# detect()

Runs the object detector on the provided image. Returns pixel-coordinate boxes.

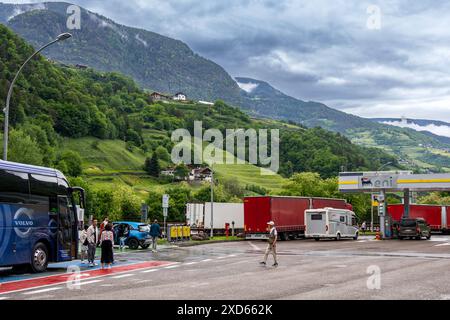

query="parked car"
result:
[398,218,431,240]
[113,221,152,249]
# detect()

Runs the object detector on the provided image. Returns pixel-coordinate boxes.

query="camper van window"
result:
[311,214,323,220]
[340,216,346,223]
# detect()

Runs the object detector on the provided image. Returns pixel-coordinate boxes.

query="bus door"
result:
[57,195,74,261]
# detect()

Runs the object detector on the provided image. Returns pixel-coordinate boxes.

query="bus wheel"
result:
[30,242,49,273]
[128,238,139,250]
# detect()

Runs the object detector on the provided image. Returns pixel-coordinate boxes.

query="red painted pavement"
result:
[0,261,173,294]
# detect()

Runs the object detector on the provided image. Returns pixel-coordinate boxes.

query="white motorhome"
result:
[305,208,359,241]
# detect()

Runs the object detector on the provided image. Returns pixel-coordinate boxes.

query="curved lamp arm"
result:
[3,33,71,161]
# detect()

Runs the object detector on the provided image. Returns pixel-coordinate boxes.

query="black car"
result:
[398,218,431,240]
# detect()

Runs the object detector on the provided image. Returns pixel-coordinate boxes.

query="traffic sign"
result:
[378,203,385,216]
[162,194,169,208]
[141,203,148,222]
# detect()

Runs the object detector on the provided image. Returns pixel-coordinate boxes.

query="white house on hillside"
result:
[173,92,187,101]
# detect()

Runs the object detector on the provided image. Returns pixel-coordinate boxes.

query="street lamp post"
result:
[3,33,72,161]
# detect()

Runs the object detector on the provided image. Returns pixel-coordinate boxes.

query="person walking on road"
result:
[87,219,99,267]
[150,219,161,253]
[260,221,278,267]
[361,221,367,234]
[79,224,89,264]
[100,223,114,269]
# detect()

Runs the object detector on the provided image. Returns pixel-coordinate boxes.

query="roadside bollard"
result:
[375,231,381,240]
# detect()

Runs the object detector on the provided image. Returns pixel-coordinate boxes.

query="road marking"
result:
[26,294,55,300]
[201,259,212,262]
[141,269,158,273]
[112,274,134,279]
[76,280,103,286]
[440,294,450,300]
[0,261,173,295]
[22,287,63,295]
[190,282,210,288]
[0,297,9,300]
[429,237,450,242]
[227,254,237,258]
[183,262,198,265]
[434,243,450,247]
[164,265,180,269]
[217,256,227,259]
[248,242,261,251]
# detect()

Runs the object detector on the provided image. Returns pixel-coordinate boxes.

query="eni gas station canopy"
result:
[339,171,450,193]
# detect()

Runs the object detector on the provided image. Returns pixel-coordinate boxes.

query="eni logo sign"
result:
[360,175,397,189]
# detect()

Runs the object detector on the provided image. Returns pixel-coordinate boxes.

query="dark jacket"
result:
[150,223,161,237]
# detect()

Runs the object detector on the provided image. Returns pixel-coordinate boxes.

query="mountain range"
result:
[0,1,449,172]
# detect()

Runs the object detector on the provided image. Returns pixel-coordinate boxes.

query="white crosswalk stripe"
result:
[141,269,159,273]
[112,274,134,279]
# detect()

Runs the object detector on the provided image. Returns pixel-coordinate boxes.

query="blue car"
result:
[113,221,152,250]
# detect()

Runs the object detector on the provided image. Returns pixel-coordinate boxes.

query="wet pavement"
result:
[1,235,450,300]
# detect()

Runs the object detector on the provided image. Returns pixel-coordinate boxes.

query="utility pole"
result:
[210,167,214,238]
[371,194,374,232]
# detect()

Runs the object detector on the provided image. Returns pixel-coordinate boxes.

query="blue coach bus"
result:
[0,160,85,273]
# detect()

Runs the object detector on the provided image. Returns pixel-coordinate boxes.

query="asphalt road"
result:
[1,235,450,300]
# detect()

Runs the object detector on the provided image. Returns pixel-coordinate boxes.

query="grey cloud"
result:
[3,0,450,121]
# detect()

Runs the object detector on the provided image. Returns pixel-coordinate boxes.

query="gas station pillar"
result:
[403,188,410,218]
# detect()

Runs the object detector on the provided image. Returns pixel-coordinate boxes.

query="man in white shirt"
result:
[260,221,278,267]
[86,219,99,267]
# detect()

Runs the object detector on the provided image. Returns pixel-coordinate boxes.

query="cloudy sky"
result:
[4,0,450,122]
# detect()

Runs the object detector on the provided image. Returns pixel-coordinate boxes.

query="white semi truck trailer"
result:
[186,202,244,233]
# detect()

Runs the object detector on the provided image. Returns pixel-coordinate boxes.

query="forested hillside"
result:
[0,24,397,221]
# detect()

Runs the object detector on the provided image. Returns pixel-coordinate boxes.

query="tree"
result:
[126,129,142,146]
[174,163,189,181]
[155,145,170,162]
[115,187,141,221]
[5,129,44,166]
[58,150,83,177]
[145,153,160,177]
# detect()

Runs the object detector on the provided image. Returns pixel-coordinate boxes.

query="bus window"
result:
[29,174,58,205]
[0,170,29,204]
